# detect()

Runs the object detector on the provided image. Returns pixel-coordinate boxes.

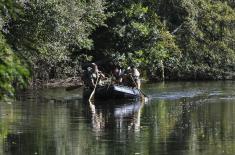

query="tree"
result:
[91,1,181,80]
[0,1,29,99]
[152,0,235,79]
[6,0,107,80]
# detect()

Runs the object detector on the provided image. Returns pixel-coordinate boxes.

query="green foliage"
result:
[0,1,29,99]
[145,0,235,79]
[91,0,234,80]
[92,1,181,77]
[0,33,29,99]
[173,0,235,79]
[1,0,235,99]
[0,0,22,19]
[6,0,107,80]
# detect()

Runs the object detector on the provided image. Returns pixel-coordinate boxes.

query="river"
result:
[1,81,235,155]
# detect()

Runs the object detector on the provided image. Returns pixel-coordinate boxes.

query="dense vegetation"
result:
[0,0,235,98]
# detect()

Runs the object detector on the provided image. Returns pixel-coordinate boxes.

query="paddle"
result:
[130,75,148,98]
[88,74,100,102]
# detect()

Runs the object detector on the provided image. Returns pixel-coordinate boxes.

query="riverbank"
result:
[29,77,83,89]
[27,71,235,90]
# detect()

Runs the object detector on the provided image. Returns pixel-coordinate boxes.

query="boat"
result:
[83,84,142,100]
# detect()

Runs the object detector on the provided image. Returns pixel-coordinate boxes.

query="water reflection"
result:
[1,81,235,155]
[88,100,144,133]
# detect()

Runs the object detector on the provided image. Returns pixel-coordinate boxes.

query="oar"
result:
[139,88,148,98]
[88,75,100,102]
[130,75,148,98]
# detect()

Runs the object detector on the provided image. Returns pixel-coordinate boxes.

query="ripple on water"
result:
[208,91,223,97]
[151,90,204,100]
[220,96,235,100]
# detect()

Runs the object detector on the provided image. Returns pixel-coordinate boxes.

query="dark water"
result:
[1,81,235,155]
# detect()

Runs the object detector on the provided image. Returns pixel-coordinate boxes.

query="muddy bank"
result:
[29,77,83,89]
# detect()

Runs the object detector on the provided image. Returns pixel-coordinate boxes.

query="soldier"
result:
[112,66,123,84]
[82,67,93,88]
[82,63,105,89]
[89,63,105,88]
[130,66,141,89]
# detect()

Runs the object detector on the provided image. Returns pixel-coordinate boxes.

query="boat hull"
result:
[83,85,142,100]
